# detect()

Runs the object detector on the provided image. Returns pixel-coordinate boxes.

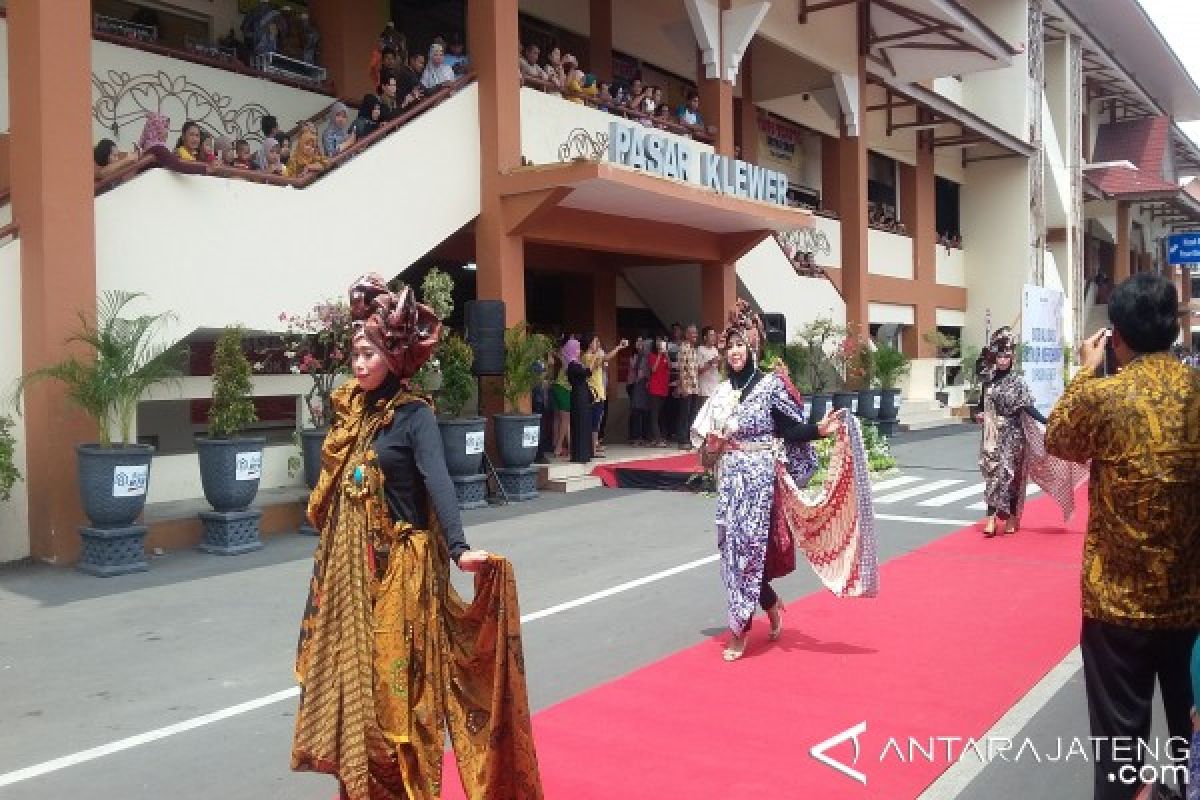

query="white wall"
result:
[813,213,842,270]
[956,0,1030,143]
[758,89,840,140]
[95,85,482,343]
[868,228,914,280]
[149,445,299,505]
[869,302,914,325]
[962,156,1032,348]
[0,240,28,562]
[736,238,846,339]
[936,245,966,287]
[91,35,334,151]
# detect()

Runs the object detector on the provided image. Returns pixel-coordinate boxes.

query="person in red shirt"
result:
[647,334,672,447]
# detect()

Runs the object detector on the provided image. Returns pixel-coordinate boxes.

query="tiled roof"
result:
[1086,165,1177,196]
[1092,116,1171,177]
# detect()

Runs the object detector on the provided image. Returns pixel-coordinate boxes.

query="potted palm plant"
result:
[15,291,184,576]
[493,323,553,500]
[961,344,983,409]
[196,326,265,555]
[873,344,911,435]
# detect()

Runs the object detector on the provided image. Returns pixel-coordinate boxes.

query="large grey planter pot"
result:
[856,389,881,420]
[77,444,155,528]
[301,427,329,490]
[196,437,266,513]
[808,394,831,422]
[493,414,542,469]
[438,417,486,477]
[832,392,857,412]
[878,388,902,421]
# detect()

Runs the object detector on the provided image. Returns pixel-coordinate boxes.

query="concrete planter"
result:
[832,392,857,413]
[196,437,266,513]
[808,394,831,423]
[856,389,881,420]
[878,389,902,421]
[437,417,486,477]
[493,414,542,469]
[76,443,155,528]
[297,427,328,536]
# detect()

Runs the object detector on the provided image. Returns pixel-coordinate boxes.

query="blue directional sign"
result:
[1166,232,1200,265]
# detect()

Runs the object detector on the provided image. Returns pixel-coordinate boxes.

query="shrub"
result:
[437,334,475,418]
[502,323,553,412]
[0,415,21,503]
[873,345,911,390]
[208,326,258,439]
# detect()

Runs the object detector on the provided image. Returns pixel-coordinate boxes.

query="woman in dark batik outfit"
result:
[976,327,1048,536]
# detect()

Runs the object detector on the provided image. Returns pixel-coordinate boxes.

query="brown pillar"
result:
[309,0,385,101]
[1114,201,1130,285]
[698,0,735,157]
[737,39,758,163]
[911,133,937,357]
[592,268,618,347]
[838,57,870,335]
[589,0,614,83]
[701,260,737,331]
[821,135,840,213]
[469,0,525,326]
[11,0,97,564]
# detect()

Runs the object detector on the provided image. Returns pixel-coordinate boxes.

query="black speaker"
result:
[762,312,787,345]
[465,300,505,376]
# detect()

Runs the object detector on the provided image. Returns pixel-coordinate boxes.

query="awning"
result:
[498,161,812,263]
[798,0,1019,82]
[865,71,1036,161]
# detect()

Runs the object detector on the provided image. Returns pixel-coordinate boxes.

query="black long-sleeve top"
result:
[980,380,1048,425]
[771,408,822,442]
[370,399,470,562]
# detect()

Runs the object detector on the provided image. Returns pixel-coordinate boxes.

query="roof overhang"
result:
[1049,0,1200,122]
[865,70,1036,161]
[798,0,1018,82]
[498,162,812,263]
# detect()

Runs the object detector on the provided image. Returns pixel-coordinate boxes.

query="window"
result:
[936,177,961,239]
[867,151,898,215]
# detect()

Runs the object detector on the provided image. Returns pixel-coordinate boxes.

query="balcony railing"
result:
[93,14,156,43]
[521,76,713,145]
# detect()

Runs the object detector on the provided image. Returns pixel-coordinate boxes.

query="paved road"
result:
[0,426,1181,798]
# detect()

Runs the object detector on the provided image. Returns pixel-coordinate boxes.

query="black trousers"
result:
[1080,618,1197,800]
[759,578,778,612]
[676,394,700,444]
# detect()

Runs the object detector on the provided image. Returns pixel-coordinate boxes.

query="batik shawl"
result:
[692,369,878,635]
[291,381,543,800]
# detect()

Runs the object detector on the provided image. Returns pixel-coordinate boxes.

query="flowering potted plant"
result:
[829,332,860,413]
[845,335,879,420]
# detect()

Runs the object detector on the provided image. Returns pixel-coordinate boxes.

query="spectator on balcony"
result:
[563,56,597,103]
[596,82,616,111]
[421,43,457,90]
[135,112,170,156]
[197,130,216,164]
[253,13,283,60]
[258,137,285,175]
[444,34,467,75]
[625,78,647,111]
[299,11,320,64]
[278,134,292,166]
[677,91,705,130]
[215,135,236,166]
[519,43,546,82]
[543,46,567,92]
[175,120,202,161]
[400,51,426,92]
[93,138,133,180]
[352,94,383,139]
[233,139,255,169]
[285,129,326,179]
[321,101,356,157]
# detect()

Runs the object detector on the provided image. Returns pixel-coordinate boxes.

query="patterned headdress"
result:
[719,298,766,355]
[989,326,1016,356]
[348,273,441,380]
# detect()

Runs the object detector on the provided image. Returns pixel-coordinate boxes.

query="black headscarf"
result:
[354,94,383,136]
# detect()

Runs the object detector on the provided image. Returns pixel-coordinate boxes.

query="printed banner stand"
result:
[1020,285,1066,418]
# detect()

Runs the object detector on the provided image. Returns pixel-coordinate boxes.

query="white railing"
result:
[868,228,915,280]
[936,244,966,286]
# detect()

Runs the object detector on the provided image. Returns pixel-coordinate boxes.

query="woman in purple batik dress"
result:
[691,304,845,662]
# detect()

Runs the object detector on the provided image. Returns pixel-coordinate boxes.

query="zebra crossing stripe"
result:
[869,475,921,492]
[874,479,964,504]
[918,483,984,507]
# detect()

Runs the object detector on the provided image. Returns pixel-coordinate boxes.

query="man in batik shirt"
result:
[1046,273,1200,800]
[676,324,700,449]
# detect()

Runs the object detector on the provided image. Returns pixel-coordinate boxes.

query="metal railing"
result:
[254,52,327,87]
[93,14,156,43]
[185,36,237,63]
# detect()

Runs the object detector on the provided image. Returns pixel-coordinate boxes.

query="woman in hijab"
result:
[420,42,457,90]
[291,274,543,800]
[257,137,285,175]
[351,94,383,139]
[136,112,171,156]
[215,134,236,166]
[562,337,593,463]
[320,101,356,157]
[285,128,326,178]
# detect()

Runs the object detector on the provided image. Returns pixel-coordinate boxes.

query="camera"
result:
[1102,329,1119,377]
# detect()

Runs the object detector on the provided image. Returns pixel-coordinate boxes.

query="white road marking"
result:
[875,514,976,527]
[871,475,922,492]
[918,483,985,507]
[874,479,964,504]
[0,553,720,787]
[917,649,1083,799]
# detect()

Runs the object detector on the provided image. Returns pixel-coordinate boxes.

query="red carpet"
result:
[443,490,1087,799]
[591,452,703,489]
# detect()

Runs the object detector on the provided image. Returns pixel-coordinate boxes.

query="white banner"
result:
[235,451,262,482]
[522,425,541,448]
[1021,285,1066,417]
[465,431,485,456]
[112,465,149,498]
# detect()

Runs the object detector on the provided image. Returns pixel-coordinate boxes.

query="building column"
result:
[11,0,97,564]
[309,0,385,100]
[698,0,735,157]
[736,39,758,163]
[910,132,937,357]
[837,56,870,335]
[1114,201,1130,285]
[592,268,618,347]
[701,260,737,331]
[589,0,614,83]
[469,0,525,326]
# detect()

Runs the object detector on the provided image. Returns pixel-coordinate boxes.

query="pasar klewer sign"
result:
[607,119,791,205]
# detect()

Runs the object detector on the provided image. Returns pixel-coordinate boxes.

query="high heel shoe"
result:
[723,634,748,662]
[768,600,786,641]
[983,519,997,537]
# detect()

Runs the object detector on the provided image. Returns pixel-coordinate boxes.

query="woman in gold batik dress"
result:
[291,274,543,800]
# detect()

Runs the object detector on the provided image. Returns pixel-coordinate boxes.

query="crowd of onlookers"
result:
[519,42,713,140]
[538,323,722,462]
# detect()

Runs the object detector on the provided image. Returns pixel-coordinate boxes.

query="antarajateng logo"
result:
[809,721,1191,789]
